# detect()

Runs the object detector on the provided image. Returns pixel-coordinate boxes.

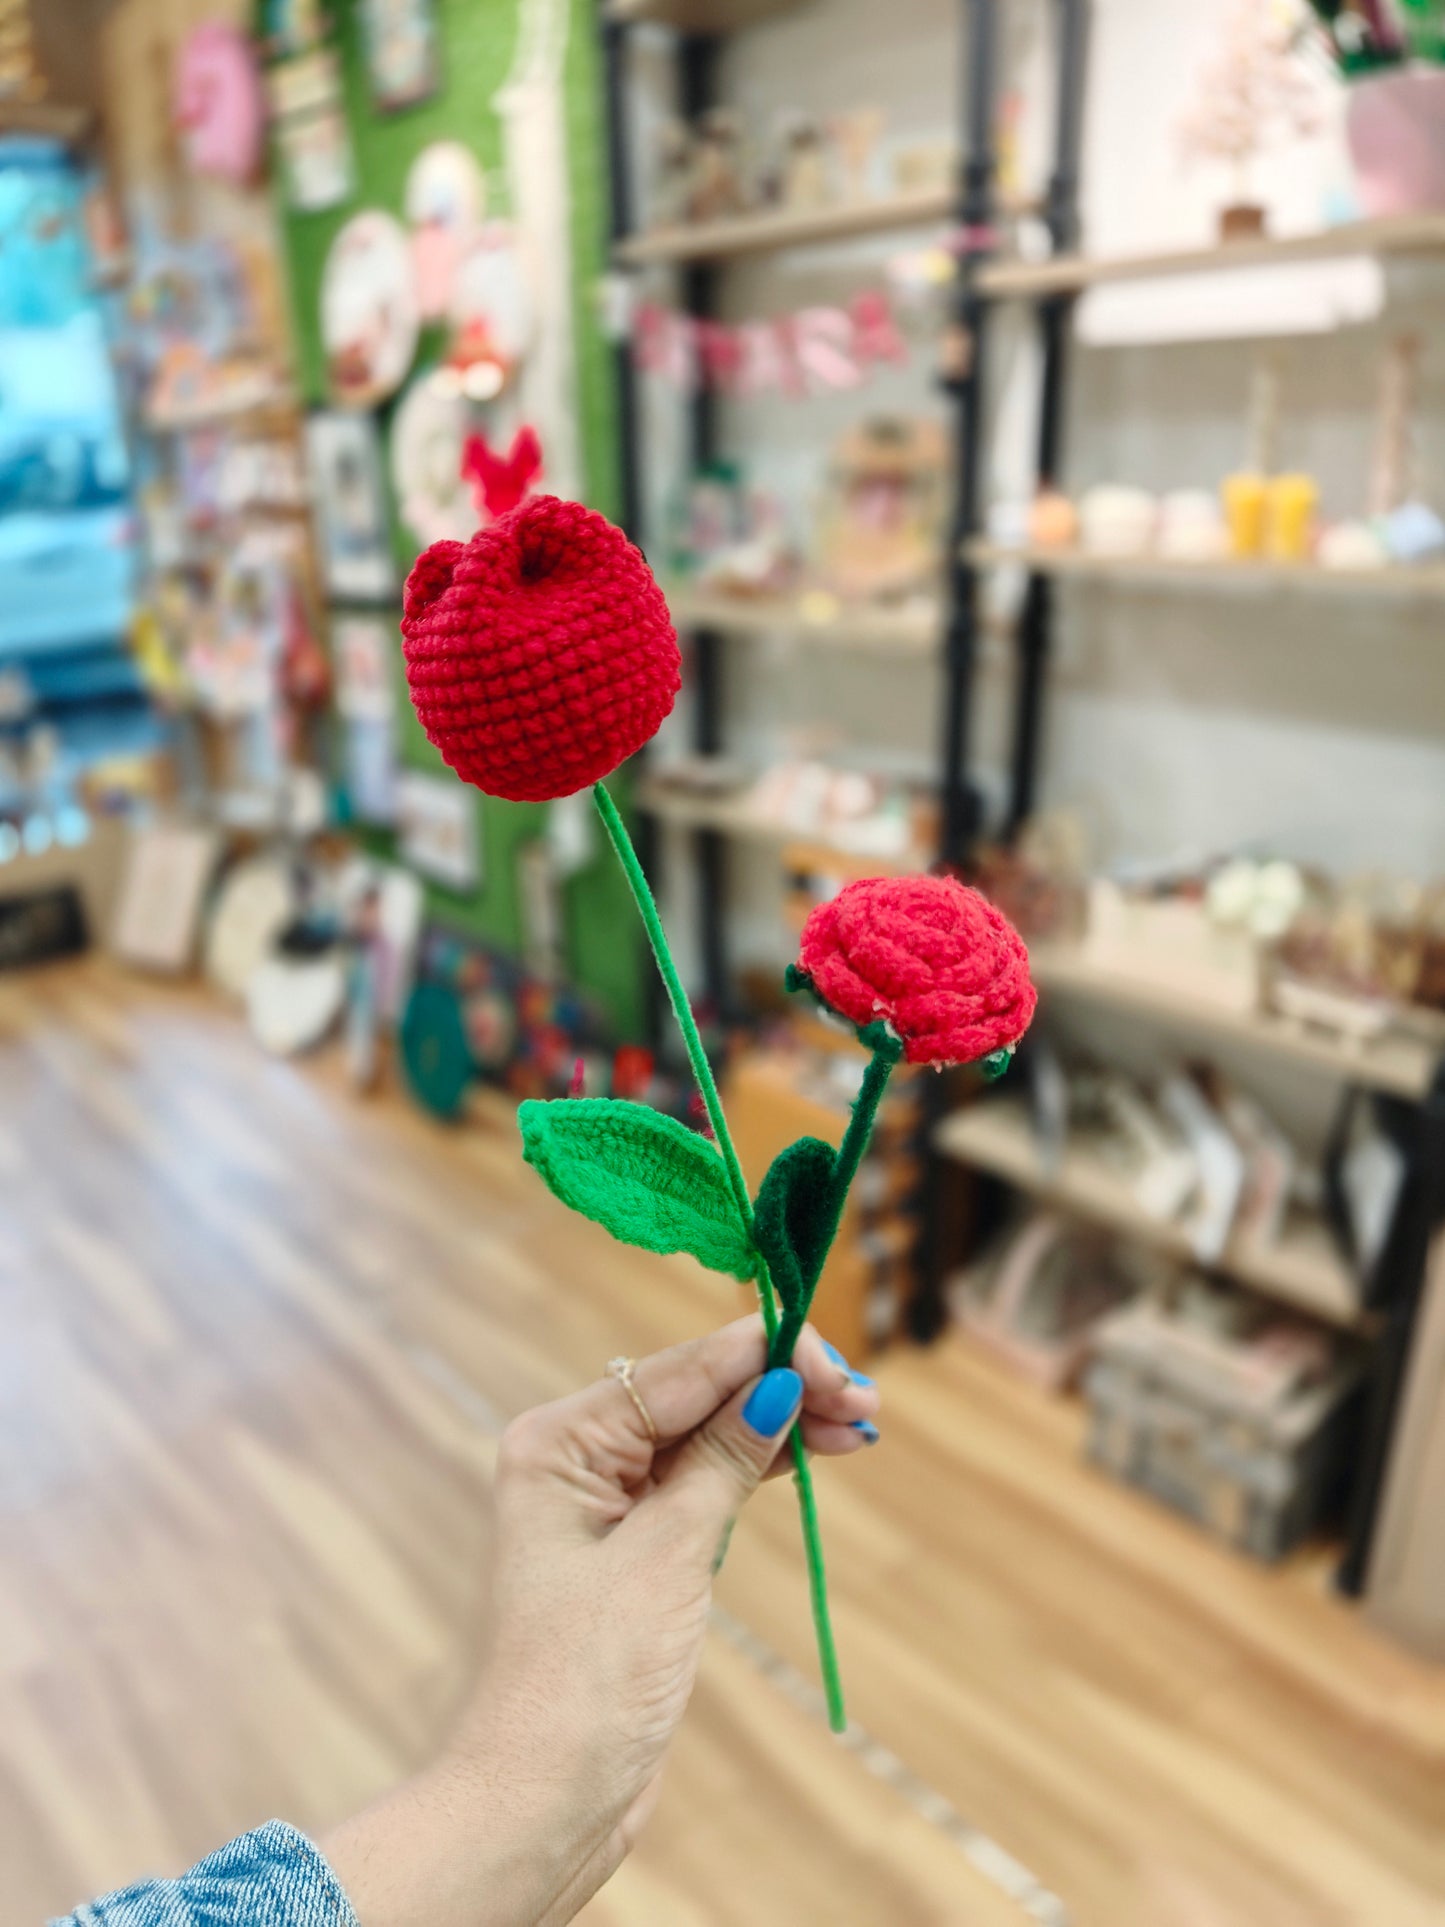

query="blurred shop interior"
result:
[2,1,1445,1923]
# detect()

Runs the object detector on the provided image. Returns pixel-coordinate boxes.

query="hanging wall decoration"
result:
[436,222,535,403]
[174,22,267,187]
[390,374,476,548]
[268,48,355,213]
[259,0,329,57]
[305,411,396,601]
[633,287,908,398]
[397,771,480,891]
[362,0,441,113]
[320,210,420,408]
[405,140,488,322]
[333,610,397,723]
[333,611,399,825]
[462,425,543,523]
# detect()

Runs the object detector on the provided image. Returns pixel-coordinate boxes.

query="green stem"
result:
[591,780,845,1732]
[806,1026,903,1299]
[592,787,765,1313]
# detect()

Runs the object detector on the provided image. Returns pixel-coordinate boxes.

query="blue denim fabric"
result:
[51,1820,358,1927]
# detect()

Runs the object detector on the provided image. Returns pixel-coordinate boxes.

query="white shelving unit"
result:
[662,584,941,654]
[976,211,1445,299]
[618,184,972,267]
[965,542,1445,602]
[1031,946,1439,1103]
[637,775,926,872]
[936,1097,1366,1331]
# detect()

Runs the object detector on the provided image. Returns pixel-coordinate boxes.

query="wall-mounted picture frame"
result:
[304,411,396,602]
[361,0,441,114]
[397,772,480,893]
[332,609,399,824]
[270,50,354,213]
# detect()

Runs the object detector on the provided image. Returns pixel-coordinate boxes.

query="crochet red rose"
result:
[792,873,1036,1066]
[401,495,681,803]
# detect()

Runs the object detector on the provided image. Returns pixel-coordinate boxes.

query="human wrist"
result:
[325,1708,605,1927]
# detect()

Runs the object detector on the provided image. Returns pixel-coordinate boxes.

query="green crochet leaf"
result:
[754,1135,838,1368]
[518,1097,757,1281]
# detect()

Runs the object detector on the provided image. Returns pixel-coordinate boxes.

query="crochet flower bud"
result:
[792,873,1036,1066]
[401,495,681,803]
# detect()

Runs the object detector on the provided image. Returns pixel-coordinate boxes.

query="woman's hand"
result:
[323,1316,880,1927]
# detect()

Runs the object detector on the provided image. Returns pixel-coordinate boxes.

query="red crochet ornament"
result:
[401,495,681,803]
[794,873,1036,1066]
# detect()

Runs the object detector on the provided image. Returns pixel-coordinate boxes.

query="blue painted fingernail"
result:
[851,1420,880,1444]
[742,1369,804,1438]
[821,1340,848,1368]
[822,1339,874,1389]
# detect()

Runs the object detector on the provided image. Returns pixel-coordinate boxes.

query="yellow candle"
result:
[1221,472,1268,558]
[1264,472,1319,562]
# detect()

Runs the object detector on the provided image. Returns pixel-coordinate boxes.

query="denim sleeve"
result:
[50,1820,359,1927]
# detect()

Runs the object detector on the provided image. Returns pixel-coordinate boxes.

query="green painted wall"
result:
[273,0,642,1037]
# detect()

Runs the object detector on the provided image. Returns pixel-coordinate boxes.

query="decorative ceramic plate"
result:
[205,858,293,999]
[247,953,347,1055]
[320,210,419,408]
[390,373,476,547]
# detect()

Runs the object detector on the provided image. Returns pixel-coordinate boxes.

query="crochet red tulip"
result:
[794,873,1036,1066]
[401,495,681,803]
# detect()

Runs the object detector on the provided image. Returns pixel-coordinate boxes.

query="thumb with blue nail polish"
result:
[656,1367,803,1555]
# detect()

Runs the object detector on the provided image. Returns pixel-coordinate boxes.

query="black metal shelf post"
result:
[677,34,730,1019]
[599,10,731,1026]
[601,12,663,1051]
[909,0,1091,1340]
[1005,0,1089,836]
[937,0,1001,870]
[909,0,1005,1343]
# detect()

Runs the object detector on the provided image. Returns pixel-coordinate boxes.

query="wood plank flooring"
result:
[1,961,1442,1925]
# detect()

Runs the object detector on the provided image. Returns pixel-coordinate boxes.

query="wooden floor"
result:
[2,962,1443,1927]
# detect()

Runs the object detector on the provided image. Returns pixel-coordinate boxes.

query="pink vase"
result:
[1346,69,1445,218]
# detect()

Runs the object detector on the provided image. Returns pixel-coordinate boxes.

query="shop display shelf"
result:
[616,184,984,267]
[636,776,926,872]
[0,99,91,143]
[964,541,1445,600]
[1030,946,1438,1101]
[606,0,801,26]
[664,583,941,653]
[935,1096,1368,1332]
[976,212,1445,300]
[145,388,299,435]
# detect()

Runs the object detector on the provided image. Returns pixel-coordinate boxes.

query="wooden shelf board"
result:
[616,185,962,266]
[976,212,1445,299]
[636,777,924,871]
[145,389,299,434]
[965,541,1445,600]
[936,1097,1367,1330]
[1031,945,1438,1101]
[664,584,940,653]
[606,0,801,26]
[0,99,92,143]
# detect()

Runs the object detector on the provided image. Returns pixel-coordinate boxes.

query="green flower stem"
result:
[591,781,846,1733]
[806,1025,904,1299]
[591,784,762,1309]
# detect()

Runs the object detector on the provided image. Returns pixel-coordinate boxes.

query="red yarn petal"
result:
[401,496,681,803]
[404,540,466,621]
[796,874,1036,1065]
